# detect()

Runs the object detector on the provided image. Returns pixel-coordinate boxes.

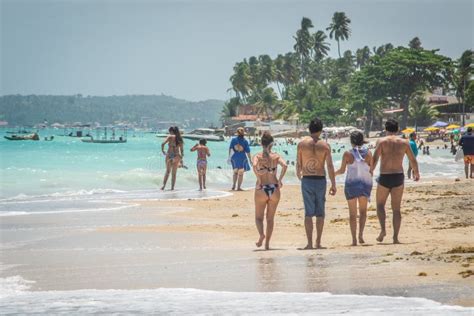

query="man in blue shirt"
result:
[229,127,252,190]
[459,127,474,179]
[407,132,419,179]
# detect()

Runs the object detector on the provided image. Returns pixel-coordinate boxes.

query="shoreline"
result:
[1,179,473,308]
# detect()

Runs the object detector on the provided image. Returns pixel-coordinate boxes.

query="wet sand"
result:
[1,179,473,306]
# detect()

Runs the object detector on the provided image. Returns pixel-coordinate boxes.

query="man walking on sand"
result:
[296,117,337,249]
[371,119,420,244]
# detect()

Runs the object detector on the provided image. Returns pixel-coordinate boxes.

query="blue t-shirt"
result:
[460,134,474,155]
[409,140,418,157]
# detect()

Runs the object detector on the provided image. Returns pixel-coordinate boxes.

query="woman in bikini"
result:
[161,126,184,190]
[335,131,373,246]
[252,132,288,250]
[190,139,211,190]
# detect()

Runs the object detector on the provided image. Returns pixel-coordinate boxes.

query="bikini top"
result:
[256,153,278,174]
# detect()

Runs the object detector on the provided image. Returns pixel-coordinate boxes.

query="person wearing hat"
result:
[229,127,252,190]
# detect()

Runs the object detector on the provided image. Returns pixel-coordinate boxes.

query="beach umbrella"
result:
[465,122,474,128]
[446,124,461,129]
[424,127,439,132]
[401,128,415,134]
[432,121,448,127]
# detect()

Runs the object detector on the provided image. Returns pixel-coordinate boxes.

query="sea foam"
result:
[0,278,472,315]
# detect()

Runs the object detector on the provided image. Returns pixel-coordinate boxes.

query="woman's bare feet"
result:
[315,244,327,249]
[393,238,401,244]
[376,231,386,242]
[352,239,357,246]
[265,242,270,250]
[359,235,365,244]
[160,186,165,190]
[256,235,265,247]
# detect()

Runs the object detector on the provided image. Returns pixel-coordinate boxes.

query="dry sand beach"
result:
[2,178,473,309]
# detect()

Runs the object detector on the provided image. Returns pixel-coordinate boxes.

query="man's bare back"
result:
[296,137,330,177]
[374,136,412,174]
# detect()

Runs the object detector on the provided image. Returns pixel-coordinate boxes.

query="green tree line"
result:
[223,12,473,134]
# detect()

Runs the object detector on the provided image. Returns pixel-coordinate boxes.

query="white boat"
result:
[182,128,224,142]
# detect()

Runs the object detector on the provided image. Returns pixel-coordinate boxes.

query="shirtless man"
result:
[370,119,420,244]
[296,117,337,249]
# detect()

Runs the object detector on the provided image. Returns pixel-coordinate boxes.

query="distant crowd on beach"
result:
[159,120,474,249]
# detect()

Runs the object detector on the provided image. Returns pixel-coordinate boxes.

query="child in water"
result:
[191,139,211,190]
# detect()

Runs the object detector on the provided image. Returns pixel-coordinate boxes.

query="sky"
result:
[1,0,473,101]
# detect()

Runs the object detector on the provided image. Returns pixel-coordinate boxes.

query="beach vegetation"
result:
[225,12,470,130]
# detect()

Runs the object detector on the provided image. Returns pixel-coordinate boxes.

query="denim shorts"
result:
[301,176,327,217]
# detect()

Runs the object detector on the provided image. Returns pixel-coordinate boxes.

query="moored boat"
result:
[182,128,224,142]
[4,133,40,141]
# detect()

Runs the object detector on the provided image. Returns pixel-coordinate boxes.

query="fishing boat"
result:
[182,128,224,142]
[81,127,127,143]
[4,133,40,141]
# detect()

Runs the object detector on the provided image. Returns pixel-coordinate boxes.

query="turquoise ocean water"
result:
[0,128,463,214]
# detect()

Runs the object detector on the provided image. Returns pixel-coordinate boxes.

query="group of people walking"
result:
[161,118,423,250]
[252,118,419,250]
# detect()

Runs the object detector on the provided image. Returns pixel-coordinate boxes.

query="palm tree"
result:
[258,54,275,86]
[293,17,314,81]
[229,60,252,102]
[409,94,439,129]
[356,46,371,68]
[453,50,473,125]
[255,87,279,118]
[326,12,351,58]
[248,56,262,94]
[373,43,394,57]
[221,97,241,122]
[281,52,300,96]
[312,30,330,62]
[274,54,285,99]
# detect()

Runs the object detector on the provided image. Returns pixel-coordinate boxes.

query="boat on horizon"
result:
[4,133,40,141]
[182,128,224,142]
[81,126,127,144]
[155,128,225,142]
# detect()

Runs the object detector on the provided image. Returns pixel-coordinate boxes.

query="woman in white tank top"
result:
[335,131,373,246]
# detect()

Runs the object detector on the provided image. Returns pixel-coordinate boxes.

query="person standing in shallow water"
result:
[370,119,420,244]
[252,132,288,250]
[335,131,373,246]
[296,118,337,250]
[228,127,252,191]
[190,139,211,190]
[161,126,184,191]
